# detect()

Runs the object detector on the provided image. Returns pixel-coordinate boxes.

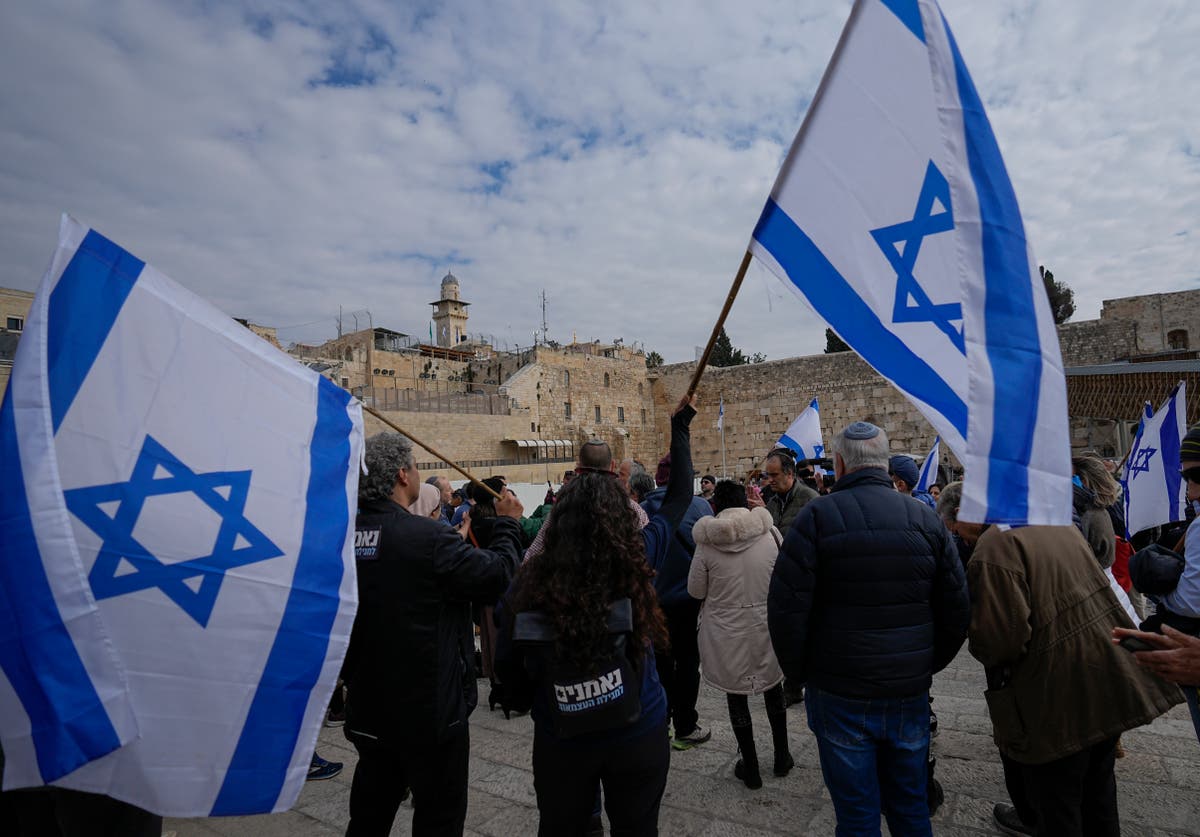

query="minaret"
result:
[430,272,470,347]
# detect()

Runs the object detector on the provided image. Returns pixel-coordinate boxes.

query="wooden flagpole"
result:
[360,403,504,501]
[687,251,754,398]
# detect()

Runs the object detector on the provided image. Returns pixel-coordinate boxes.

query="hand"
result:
[1112,625,1200,685]
[747,490,766,509]
[496,489,524,520]
[672,394,697,417]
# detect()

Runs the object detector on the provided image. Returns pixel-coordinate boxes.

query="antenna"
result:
[540,290,548,344]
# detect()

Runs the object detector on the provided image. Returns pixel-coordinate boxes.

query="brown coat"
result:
[968,525,1182,765]
[688,507,784,695]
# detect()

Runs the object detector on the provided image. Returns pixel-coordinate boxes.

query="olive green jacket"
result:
[967,524,1182,765]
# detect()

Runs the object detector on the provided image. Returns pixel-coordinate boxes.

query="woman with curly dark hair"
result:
[496,396,697,836]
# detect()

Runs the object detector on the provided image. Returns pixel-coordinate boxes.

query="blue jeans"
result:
[806,686,932,837]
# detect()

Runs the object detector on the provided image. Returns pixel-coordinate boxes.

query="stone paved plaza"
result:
[167,648,1200,836]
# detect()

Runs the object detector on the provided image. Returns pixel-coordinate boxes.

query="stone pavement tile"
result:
[468,762,539,808]
[695,816,781,836]
[946,710,994,736]
[162,819,226,837]
[940,791,1002,832]
[1114,750,1171,785]
[292,780,352,833]
[933,755,1007,804]
[472,801,541,836]
[1118,780,1200,831]
[925,728,998,762]
[661,770,824,832]
[187,810,340,836]
[464,789,518,832]
[469,727,534,772]
[1122,729,1200,761]
[1163,756,1200,790]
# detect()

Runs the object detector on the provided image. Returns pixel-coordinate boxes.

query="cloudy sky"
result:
[1,0,1197,363]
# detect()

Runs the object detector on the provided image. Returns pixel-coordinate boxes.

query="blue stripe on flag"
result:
[212,379,354,815]
[881,0,925,42]
[779,433,807,459]
[1160,387,1182,522]
[0,391,122,781]
[943,21,1042,523]
[753,199,968,439]
[48,231,144,433]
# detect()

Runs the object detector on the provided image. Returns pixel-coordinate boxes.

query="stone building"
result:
[0,288,35,396]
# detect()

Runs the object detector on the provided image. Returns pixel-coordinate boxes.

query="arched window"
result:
[604,373,610,388]
[563,370,570,386]
[344,348,353,362]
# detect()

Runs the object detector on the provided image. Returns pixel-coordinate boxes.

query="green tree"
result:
[1040,266,1075,324]
[708,327,748,367]
[824,328,850,353]
[645,350,664,369]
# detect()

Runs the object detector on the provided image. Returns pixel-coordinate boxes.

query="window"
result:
[641,408,646,425]
[531,422,536,432]
[594,405,602,423]
[604,373,610,388]
[343,347,353,361]
[618,406,625,423]
[563,370,570,386]
[6,316,23,331]
[1168,329,1189,350]
[638,382,643,395]
[564,401,572,419]
[341,377,349,388]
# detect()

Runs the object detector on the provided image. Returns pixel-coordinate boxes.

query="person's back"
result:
[343,434,523,836]
[768,421,968,837]
[770,465,967,698]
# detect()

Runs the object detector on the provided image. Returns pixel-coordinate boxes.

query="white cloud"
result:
[0,0,1196,364]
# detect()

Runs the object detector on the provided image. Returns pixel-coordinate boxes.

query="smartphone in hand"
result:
[1118,635,1157,653]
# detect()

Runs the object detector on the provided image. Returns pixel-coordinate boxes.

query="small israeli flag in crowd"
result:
[0,216,363,816]
[915,436,941,493]
[776,398,824,460]
[748,0,1071,525]
[1122,382,1187,538]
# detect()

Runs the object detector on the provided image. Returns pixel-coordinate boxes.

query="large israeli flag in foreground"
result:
[776,398,824,460]
[0,216,363,816]
[1122,382,1187,538]
[916,436,941,493]
[748,0,1071,525]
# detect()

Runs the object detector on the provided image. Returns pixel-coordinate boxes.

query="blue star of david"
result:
[870,160,965,354]
[813,444,825,458]
[1126,445,1157,480]
[64,435,283,627]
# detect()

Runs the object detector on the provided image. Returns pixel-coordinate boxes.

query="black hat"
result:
[1182,425,1200,462]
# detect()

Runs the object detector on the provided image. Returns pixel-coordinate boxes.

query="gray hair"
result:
[629,471,656,501]
[360,433,414,504]
[936,481,963,524]
[832,424,891,472]
[621,458,646,478]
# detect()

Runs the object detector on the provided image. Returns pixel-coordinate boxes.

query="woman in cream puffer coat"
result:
[688,480,792,789]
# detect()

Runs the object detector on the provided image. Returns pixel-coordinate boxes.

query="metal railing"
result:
[358,386,513,415]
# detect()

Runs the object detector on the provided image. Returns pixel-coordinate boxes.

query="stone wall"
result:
[1102,290,1200,355]
[649,352,948,481]
[1057,319,1137,367]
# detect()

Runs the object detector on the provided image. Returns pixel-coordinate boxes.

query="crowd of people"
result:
[10,399,1196,837]
[325,402,1200,837]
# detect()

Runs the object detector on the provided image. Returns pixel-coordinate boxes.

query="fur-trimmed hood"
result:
[692,506,776,553]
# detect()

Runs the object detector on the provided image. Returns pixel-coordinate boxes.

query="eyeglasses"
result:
[1182,467,1200,484]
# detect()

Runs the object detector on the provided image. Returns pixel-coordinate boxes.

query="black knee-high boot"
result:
[731,722,762,789]
[765,685,794,777]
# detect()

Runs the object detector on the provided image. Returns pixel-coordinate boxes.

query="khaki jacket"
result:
[688,507,784,695]
[968,525,1182,765]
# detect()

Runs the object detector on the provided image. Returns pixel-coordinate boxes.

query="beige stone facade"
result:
[0,287,35,397]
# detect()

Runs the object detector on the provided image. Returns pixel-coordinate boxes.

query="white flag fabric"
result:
[915,436,941,493]
[0,216,363,816]
[748,0,1071,525]
[1122,382,1187,538]
[717,397,725,431]
[776,398,824,460]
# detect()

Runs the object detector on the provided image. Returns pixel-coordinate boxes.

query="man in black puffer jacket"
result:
[768,420,969,837]
[343,432,524,836]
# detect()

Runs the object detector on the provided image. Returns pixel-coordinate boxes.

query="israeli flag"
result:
[0,216,363,816]
[1122,382,1187,538]
[776,398,824,460]
[748,0,1071,525]
[717,397,725,431]
[915,436,941,493]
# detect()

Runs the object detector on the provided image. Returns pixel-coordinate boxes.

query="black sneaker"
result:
[993,803,1033,836]
[307,753,343,781]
